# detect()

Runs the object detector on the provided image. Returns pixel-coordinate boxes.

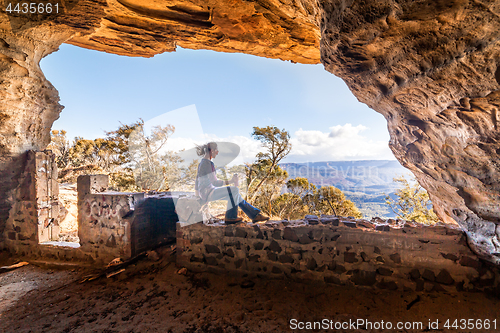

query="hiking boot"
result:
[225,217,243,224]
[252,213,270,223]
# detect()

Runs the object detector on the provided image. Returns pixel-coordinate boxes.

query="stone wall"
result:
[76,175,180,264]
[177,217,500,293]
[77,174,145,263]
[4,151,62,254]
[3,166,179,265]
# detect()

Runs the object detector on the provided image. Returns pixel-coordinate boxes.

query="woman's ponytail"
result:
[195,144,206,156]
[196,142,217,157]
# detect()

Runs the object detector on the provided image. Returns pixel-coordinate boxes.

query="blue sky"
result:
[41,44,395,163]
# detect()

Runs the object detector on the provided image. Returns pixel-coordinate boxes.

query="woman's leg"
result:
[208,186,260,219]
[224,186,261,219]
[238,199,261,220]
[207,186,239,219]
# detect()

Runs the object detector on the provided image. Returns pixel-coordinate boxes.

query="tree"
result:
[385,176,439,224]
[287,177,317,197]
[47,130,70,169]
[51,119,187,192]
[173,159,200,192]
[57,122,144,189]
[247,159,289,216]
[127,120,177,191]
[108,171,140,192]
[273,177,316,220]
[67,137,121,170]
[306,186,362,218]
[246,126,291,203]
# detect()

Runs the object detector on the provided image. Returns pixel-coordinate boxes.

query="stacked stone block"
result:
[177,217,500,293]
[4,151,61,253]
[77,175,145,263]
[77,175,180,263]
[4,168,180,265]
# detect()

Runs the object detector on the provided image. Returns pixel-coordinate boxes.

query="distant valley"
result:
[280,160,413,219]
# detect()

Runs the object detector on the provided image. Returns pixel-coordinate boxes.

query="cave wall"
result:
[1,0,500,263]
[65,0,321,62]
[319,0,500,263]
[0,28,72,245]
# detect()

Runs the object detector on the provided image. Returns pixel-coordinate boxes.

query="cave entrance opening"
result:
[32,151,80,248]
[39,43,432,241]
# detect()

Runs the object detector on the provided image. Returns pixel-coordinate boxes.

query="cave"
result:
[2,1,500,331]
[1,0,500,267]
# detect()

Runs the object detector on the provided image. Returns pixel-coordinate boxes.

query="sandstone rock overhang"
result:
[63,0,321,63]
[1,0,500,264]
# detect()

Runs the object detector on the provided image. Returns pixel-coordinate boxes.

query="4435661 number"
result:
[5,2,59,14]
[444,319,497,330]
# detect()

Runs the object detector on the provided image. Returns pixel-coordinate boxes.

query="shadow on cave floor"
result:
[0,247,499,333]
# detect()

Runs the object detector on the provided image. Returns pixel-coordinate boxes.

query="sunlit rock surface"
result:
[319,0,500,263]
[65,0,321,63]
[1,0,500,263]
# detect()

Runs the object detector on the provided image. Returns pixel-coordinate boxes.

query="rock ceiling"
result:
[0,0,500,264]
[64,0,321,62]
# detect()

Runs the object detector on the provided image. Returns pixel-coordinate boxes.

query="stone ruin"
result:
[3,150,499,294]
[4,150,179,264]
[177,215,500,293]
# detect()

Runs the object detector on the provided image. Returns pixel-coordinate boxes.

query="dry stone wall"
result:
[76,175,180,263]
[3,157,499,294]
[77,175,145,263]
[3,169,178,265]
[4,151,62,254]
[177,217,500,293]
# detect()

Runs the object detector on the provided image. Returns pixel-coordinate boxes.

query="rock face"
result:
[1,0,500,263]
[0,0,320,245]
[66,0,321,63]
[319,0,500,263]
[0,27,72,243]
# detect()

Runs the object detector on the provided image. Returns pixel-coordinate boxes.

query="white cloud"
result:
[295,129,328,147]
[328,123,367,138]
[162,124,394,166]
[287,124,395,162]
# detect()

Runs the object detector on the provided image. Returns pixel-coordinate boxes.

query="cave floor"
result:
[0,248,498,333]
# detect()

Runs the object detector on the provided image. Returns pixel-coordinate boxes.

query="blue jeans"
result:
[207,186,260,219]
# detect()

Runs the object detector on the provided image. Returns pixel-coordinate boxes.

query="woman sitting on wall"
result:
[195,142,269,224]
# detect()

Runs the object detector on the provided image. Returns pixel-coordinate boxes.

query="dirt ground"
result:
[0,248,499,333]
[57,183,79,243]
